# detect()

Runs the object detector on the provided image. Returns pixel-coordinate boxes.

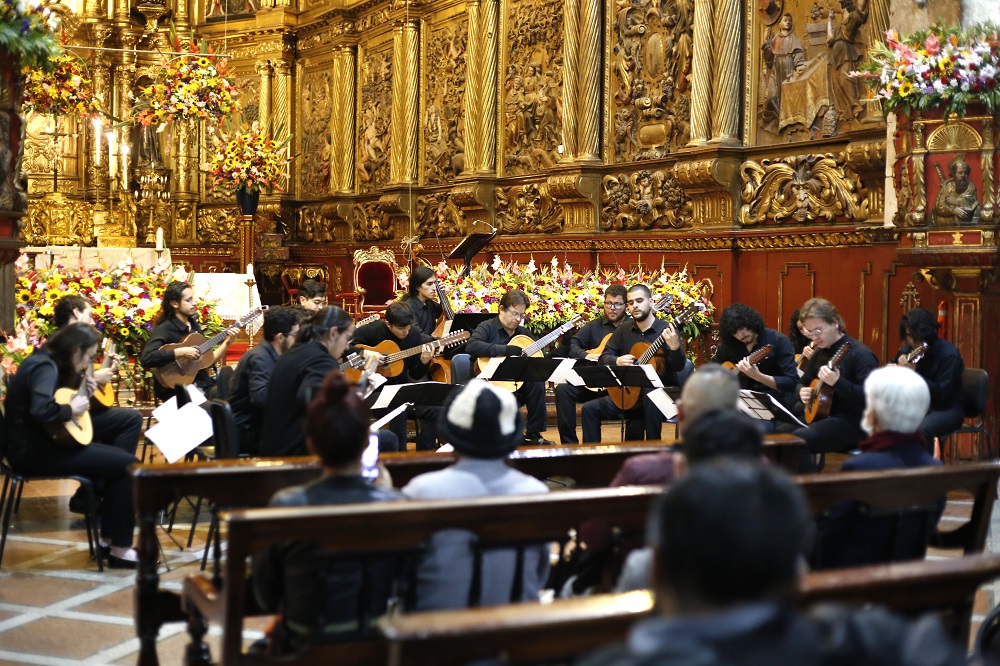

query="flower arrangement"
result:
[0,316,42,378]
[400,256,716,347]
[855,22,1000,120]
[14,257,225,349]
[0,0,61,71]
[21,51,102,117]
[131,32,238,128]
[203,120,291,194]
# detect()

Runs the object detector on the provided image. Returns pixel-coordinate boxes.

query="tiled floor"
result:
[1,447,998,664]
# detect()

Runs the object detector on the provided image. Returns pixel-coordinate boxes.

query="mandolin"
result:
[796,342,815,372]
[151,306,267,389]
[355,313,381,328]
[90,338,119,409]
[477,315,584,392]
[608,303,702,411]
[904,342,928,364]
[431,281,456,338]
[804,342,851,424]
[356,330,471,378]
[47,373,94,447]
[721,344,774,375]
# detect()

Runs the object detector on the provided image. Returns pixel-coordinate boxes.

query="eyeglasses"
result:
[807,325,830,337]
[504,308,527,321]
[310,298,327,306]
[606,302,626,309]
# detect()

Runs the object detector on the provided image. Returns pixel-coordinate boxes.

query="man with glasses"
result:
[555,284,631,444]
[787,297,878,471]
[298,279,328,311]
[229,306,303,455]
[464,289,554,446]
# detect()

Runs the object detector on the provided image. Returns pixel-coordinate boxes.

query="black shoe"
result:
[106,553,138,570]
[68,490,94,515]
[524,433,555,447]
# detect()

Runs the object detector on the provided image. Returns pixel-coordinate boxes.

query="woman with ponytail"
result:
[400,265,443,336]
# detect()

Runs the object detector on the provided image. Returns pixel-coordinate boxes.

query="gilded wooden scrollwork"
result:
[495,183,565,234]
[609,0,693,162]
[417,192,466,238]
[296,206,336,242]
[601,169,691,230]
[301,69,333,198]
[503,0,564,175]
[22,194,93,245]
[358,51,393,194]
[197,207,240,243]
[424,20,469,185]
[353,201,393,241]
[739,153,867,225]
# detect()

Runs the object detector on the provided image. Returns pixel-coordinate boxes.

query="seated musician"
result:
[464,289,553,447]
[785,298,878,471]
[579,459,970,666]
[815,365,942,570]
[351,303,439,451]
[788,307,815,363]
[555,284,630,444]
[711,303,798,430]
[895,307,964,447]
[297,278,327,312]
[252,371,404,654]
[259,306,399,457]
[400,265,443,336]
[139,280,236,401]
[402,379,550,610]
[581,284,686,442]
[228,306,303,455]
[4,323,140,568]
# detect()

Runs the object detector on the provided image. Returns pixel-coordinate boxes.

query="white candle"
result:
[106,131,116,179]
[93,118,102,166]
[155,227,164,251]
[121,143,129,187]
[246,263,253,277]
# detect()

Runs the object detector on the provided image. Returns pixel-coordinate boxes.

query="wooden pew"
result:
[378,553,1000,666]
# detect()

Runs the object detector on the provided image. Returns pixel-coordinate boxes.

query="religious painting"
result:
[753,0,886,145]
[609,0,693,163]
[300,68,333,199]
[502,0,564,177]
[205,0,259,21]
[423,18,469,186]
[357,48,393,195]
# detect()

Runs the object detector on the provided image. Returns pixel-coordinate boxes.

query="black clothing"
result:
[897,338,965,442]
[252,475,405,654]
[711,328,798,403]
[568,316,628,360]
[91,407,143,456]
[228,342,279,455]
[403,297,443,337]
[259,341,340,457]
[599,317,687,383]
[140,315,214,400]
[4,350,138,547]
[556,316,626,443]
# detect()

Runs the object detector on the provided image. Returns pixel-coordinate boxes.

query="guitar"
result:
[804,342,851,424]
[721,344,774,375]
[796,342,815,372]
[47,373,94,446]
[353,355,381,398]
[356,330,471,378]
[356,313,381,328]
[608,303,702,411]
[90,338,119,409]
[477,315,584,392]
[582,295,673,394]
[431,281,456,338]
[903,342,928,364]
[151,306,267,389]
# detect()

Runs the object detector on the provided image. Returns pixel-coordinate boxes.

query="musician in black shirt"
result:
[401,265,444,336]
[555,284,630,443]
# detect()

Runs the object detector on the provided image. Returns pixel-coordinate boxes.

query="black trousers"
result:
[386,406,441,451]
[91,407,143,456]
[555,384,606,444]
[10,440,138,547]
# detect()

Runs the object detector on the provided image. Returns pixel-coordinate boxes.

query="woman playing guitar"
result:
[3,323,141,568]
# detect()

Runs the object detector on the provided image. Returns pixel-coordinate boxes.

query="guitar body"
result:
[432,318,453,339]
[47,387,94,446]
[151,333,215,389]
[581,333,614,394]
[804,379,834,424]
[356,340,406,378]
[608,342,664,411]
[428,358,452,384]
[477,334,538,392]
[90,378,115,409]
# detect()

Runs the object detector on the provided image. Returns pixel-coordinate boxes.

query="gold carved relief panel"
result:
[417,192,466,238]
[301,67,334,199]
[422,17,469,185]
[502,0,564,176]
[601,168,691,230]
[357,47,393,194]
[608,0,693,162]
[495,182,565,234]
[197,207,241,244]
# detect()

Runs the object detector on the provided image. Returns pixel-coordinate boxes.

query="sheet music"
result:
[476,357,506,381]
[144,403,214,463]
[646,387,678,420]
[370,403,409,430]
[546,358,579,384]
[738,390,807,428]
[150,385,207,422]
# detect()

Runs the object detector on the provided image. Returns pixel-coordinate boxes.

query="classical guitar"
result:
[90,338,118,410]
[804,342,851,424]
[608,302,702,411]
[796,342,815,372]
[353,354,381,398]
[151,306,267,389]
[47,373,94,447]
[356,330,471,378]
[721,344,774,374]
[581,296,671,394]
[477,315,584,392]
[356,313,381,328]
[903,342,928,364]
[431,281,456,338]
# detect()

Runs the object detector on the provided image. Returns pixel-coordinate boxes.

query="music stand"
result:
[448,230,497,277]
[574,365,663,441]
[737,390,806,428]
[367,381,456,412]
[479,356,569,384]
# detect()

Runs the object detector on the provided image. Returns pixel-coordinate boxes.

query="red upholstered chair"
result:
[280,272,299,305]
[353,246,399,314]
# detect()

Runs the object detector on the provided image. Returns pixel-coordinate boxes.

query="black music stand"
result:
[574,365,663,441]
[482,356,568,384]
[738,390,806,427]
[366,381,456,412]
[448,230,497,277]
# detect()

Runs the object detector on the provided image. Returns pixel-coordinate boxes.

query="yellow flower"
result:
[45,288,61,302]
[938,57,953,71]
[899,82,914,97]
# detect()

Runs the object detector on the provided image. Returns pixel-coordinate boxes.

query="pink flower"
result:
[924,33,941,55]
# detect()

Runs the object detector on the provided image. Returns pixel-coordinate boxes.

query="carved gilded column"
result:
[256,60,273,133]
[577,0,601,160]
[174,0,190,33]
[561,0,579,159]
[463,0,483,171]
[477,0,498,174]
[686,0,714,146]
[175,120,198,195]
[113,0,130,24]
[89,24,113,200]
[708,0,740,145]
[389,20,419,184]
[332,45,357,194]
[273,60,293,188]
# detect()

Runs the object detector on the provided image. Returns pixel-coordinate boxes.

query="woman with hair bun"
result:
[251,370,403,654]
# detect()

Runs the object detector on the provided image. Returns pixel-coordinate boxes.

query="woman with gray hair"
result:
[814,365,940,569]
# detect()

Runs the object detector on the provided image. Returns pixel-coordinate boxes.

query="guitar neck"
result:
[435,283,455,320]
[385,340,441,364]
[522,320,577,356]
[637,334,666,365]
[196,308,262,354]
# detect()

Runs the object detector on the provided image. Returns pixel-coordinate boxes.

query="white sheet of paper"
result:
[547,358,579,384]
[150,385,207,422]
[144,403,214,463]
[370,403,409,431]
[637,364,665,388]
[646,387,678,420]
[476,357,505,381]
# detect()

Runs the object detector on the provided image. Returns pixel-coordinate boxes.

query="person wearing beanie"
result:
[403,379,550,610]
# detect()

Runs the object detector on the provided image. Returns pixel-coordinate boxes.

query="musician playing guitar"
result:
[4,323,140,568]
[710,304,798,430]
[351,303,440,450]
[582,284,688,443]
[790,298,877,471]
[893,307,964,448]
[554,284,631,444]
[140,281,238,401]
[463,289,554,447]
[400,265,444,336]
